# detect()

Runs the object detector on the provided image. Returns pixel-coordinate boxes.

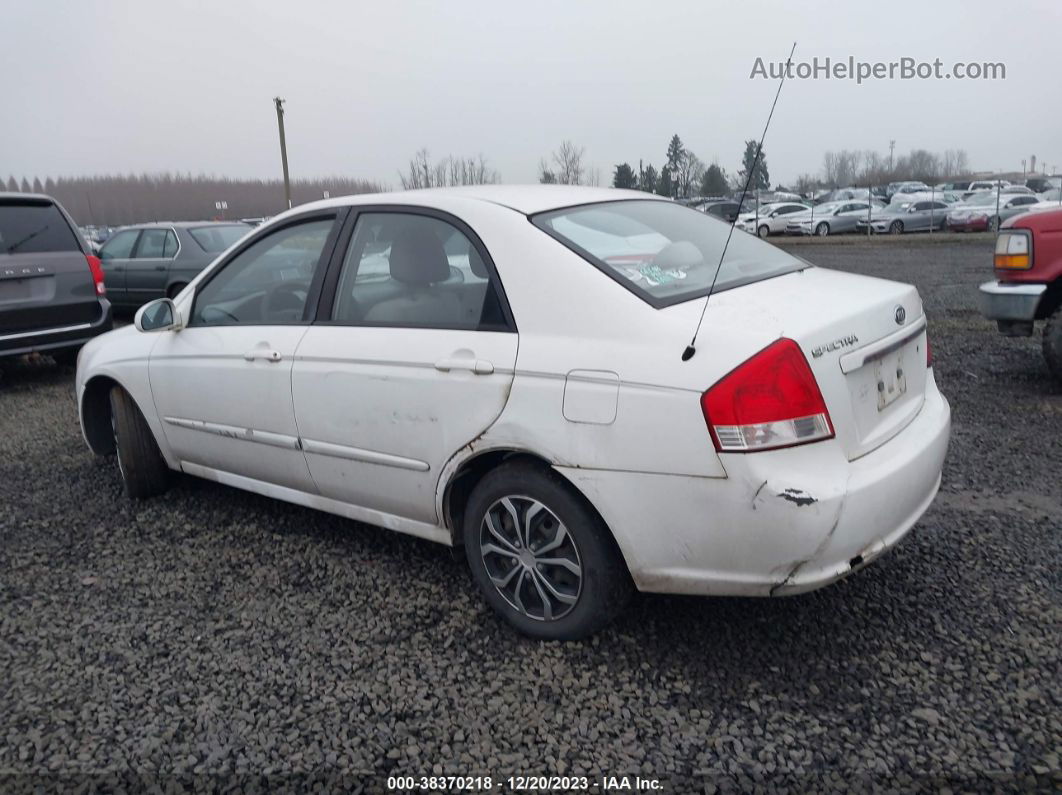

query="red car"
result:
[979,207,1062,380]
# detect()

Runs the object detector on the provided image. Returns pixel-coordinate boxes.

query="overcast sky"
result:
[4,0,1060,188]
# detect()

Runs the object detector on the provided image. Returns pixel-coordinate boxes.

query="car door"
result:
[1002,196,1037,220]
[291,209,518,525]
[125,228,178,305]
[906,201,931,230]
[768,204,804,232]
[149,211,344,492]
[97,228,140,301]
[833,203,863,233]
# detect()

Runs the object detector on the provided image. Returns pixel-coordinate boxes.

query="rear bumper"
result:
[0,299,113,358]
[558,374,951,597]
[978,280,1045,322]
[948,218,989,232]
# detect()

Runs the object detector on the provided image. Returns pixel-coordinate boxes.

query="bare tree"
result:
[399,149,500,189]
[551,141,585,185]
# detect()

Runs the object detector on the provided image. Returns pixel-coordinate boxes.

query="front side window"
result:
[331,212,509,331]
[532,200,805,307]
[99,229,139,260]
[190,218,334,326]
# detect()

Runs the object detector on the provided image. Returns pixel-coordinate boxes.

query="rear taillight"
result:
[86,254,105,296]
[701,338,834,453]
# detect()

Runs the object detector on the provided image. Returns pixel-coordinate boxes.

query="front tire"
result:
[815,222,829,237]
[1043,305,1062,383]
[889,220,904,235]
[757,224,770,239]
[109,386,170,498]
[463,462,632,640]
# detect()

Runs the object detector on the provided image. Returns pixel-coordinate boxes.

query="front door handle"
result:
[244,349,282,362]
[434,357,494,375]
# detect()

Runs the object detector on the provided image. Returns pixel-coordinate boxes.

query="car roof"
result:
[293,184,663,217]
[0,192,56,203]
[114,221,249,230]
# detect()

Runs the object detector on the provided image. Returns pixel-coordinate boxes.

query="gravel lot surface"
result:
[1,235,1059,792]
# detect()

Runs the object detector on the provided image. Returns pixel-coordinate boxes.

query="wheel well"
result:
[1038,280,1062,321]
[443,450,548,542]
[441,448,634,579]
[167,282,187,298]
[82,375,119,454]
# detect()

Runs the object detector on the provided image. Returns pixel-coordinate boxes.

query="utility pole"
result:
[888,140,896,172]
[274,97,292,210]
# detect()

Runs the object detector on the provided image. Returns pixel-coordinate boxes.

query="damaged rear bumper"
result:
[558,374,951,598]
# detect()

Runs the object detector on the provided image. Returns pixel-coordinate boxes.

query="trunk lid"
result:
[675,267,929,461]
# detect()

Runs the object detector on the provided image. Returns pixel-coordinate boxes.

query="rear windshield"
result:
[189,224,249,253]
[0,201,80,254]
[532,200,806,307]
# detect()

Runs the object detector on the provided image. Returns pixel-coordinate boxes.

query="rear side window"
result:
[0,201,79,254]
[134,229,169,258]
[331,213,510,331]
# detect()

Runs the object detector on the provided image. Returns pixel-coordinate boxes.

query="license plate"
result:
[875,349,907,411]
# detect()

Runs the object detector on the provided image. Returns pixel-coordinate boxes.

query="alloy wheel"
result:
[479,496,582,622]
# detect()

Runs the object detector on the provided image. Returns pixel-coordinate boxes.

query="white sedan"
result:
[735,202,811,238]
[76,186,951,640]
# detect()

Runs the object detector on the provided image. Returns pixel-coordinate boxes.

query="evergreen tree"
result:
[737,139,770,191]
[612,163,637,189]
[700,164,729,196]
[639,164,658,194]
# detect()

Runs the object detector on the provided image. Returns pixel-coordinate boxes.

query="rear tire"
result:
[1043,305,1062,383]
[167,282,187,299]
[463,461,632,640]
[109,386,170,498]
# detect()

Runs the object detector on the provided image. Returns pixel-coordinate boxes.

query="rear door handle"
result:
[434,357,494,375]
[244,349,283,362]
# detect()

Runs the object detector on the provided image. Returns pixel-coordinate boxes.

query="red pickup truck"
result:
[979,206,1062,381]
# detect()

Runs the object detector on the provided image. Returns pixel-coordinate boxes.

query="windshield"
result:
[190,224,249,252]
[531,200,806,307]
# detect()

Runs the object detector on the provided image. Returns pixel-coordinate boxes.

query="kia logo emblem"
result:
[894,306,906,325]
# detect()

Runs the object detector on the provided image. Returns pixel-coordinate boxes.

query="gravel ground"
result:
[1,235,1059,792]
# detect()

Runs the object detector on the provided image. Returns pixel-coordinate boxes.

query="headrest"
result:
[468,247,488,278]
[388,227,450,285]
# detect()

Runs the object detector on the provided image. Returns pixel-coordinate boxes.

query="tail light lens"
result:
[86,254,106,296]
[701,338,834,453]
[994,230,1032,270]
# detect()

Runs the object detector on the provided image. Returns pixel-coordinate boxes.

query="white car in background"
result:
[785,200,881,236]
[75,185,951,640]
[735,202,810,237]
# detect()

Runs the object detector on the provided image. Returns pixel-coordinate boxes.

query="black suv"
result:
[1,193,112,364]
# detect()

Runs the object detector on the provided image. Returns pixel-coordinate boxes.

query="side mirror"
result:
[135,297,181,333]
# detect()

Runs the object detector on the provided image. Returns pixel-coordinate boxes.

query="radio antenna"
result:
[682,41,797,362]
